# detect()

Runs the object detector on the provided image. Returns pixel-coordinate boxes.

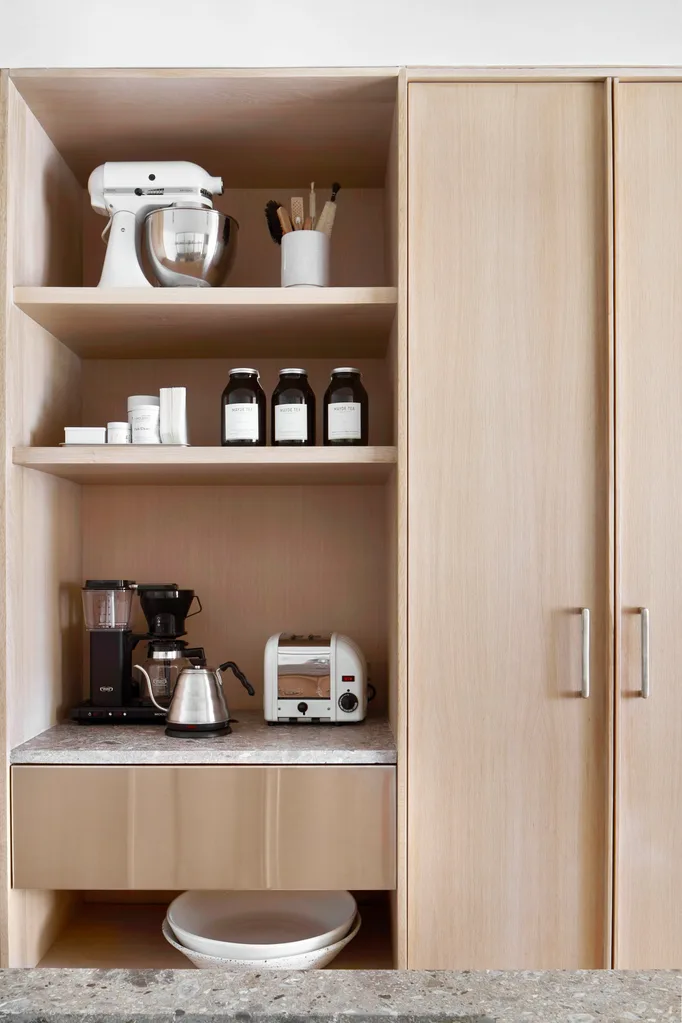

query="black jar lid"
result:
[331,366,361,376]
[229,367,259,376]
[279,367,307,376]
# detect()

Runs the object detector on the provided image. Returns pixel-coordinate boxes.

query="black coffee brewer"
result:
[136,585,206,708]
[71,580,206,724]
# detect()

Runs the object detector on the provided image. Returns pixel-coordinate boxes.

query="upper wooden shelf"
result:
[13,287,398,359]
[13,446,397,486]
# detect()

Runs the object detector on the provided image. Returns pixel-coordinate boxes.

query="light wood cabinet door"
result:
[12,765,396,890]
[407,83,612,969]
[614,82,682,968]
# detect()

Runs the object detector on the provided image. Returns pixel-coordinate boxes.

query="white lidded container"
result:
[128,395,161,444]
[167,890,357,960]
[107,422,131,444]
[127,395,159,424]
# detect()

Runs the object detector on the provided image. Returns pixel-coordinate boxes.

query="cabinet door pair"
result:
[408,80,681,969]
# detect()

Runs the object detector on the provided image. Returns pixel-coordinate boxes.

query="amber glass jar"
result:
[323,367,368,445]
[221,368,266,446]
[271,369,316,446]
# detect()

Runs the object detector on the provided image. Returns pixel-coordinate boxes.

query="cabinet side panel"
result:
[3,82,83,965]
[407,82,611,968]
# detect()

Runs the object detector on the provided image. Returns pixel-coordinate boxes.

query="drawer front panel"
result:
[12,765,396,890]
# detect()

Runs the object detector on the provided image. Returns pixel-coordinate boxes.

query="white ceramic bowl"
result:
[167,890,357,960]
[162,913,361,970]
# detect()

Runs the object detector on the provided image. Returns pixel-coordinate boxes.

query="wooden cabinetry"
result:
[613,81,682,968]
[406,82,612,969]
[12,765,396,891]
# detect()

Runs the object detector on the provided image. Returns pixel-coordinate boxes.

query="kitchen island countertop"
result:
[0,968,677,1022]
[10,713,396,766]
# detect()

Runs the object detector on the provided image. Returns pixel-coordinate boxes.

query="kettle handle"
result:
[219,661,255,696]
[132,664,169,714]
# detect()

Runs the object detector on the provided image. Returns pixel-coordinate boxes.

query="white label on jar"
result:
[225,403,259,442]
[131,405,161,444]
[328,402,362,440]
[275,403,308,442]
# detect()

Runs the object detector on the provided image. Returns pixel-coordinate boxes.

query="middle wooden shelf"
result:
[13,445,397,485]
[13,287,398,359]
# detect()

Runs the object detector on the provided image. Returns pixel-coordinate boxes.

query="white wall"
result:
[1,0,682,68]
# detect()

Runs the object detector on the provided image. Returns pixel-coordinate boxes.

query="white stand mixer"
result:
[88,161,224,287]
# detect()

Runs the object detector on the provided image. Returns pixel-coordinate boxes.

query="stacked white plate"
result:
[163,890,360,970]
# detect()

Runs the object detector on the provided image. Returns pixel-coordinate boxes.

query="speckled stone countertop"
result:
[0,969,677,1022]
[10,713,396,766]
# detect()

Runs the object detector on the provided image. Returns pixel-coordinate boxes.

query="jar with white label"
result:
[323,367,368,446]
[272,369,316,446]
[221,369,266,446]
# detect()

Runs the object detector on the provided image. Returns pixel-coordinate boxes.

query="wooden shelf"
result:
[38,896,394,969]
[13,446,397,485]
[14,287,397,359]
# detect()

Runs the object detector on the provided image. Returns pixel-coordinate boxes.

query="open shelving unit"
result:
[2,66,406,972]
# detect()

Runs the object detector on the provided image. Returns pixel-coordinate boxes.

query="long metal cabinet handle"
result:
[581,608,590,699]
[640,608,650,699]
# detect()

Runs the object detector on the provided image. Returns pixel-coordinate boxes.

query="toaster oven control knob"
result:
[338,692,359,713]
[297,702,308,715]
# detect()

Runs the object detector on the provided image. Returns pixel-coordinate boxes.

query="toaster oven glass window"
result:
[278,650,331,699]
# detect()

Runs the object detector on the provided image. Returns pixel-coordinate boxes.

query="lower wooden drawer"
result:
[12,764,396,890]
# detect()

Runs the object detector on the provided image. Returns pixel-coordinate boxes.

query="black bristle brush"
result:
[265,200,284,244]
[331,182,342,202]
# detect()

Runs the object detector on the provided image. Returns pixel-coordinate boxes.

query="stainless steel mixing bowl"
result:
[144,206,239,288]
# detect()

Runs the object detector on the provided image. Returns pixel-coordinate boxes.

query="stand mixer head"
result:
[88,161,236,287]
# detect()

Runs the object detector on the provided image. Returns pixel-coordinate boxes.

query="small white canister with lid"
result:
[128,395,160,445]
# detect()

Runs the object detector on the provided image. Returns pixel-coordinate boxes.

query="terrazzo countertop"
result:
[0,969,677,1022]
[10,713,396,766]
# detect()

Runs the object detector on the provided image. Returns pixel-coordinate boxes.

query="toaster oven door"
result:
[277,641,331,700]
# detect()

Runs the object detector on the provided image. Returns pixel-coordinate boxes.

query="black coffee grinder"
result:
[71,581,205,724]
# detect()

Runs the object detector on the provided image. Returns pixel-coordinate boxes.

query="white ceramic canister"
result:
[127,395,160,425]
[131,405,161,444]
[281,231,329,288]
[107,421,131,444]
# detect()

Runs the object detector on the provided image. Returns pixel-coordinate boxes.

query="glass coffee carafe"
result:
[139,640,206,706]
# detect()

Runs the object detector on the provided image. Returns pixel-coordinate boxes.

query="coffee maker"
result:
[136,585,206,707]
[71,580,145,722]
[71,580,206,724]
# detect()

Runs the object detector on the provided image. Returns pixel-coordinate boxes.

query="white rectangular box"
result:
[64,427,106,445]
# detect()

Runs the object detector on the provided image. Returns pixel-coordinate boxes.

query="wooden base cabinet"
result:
[614,81,682,968]
[12,765,396,891]
[406,82,612,969]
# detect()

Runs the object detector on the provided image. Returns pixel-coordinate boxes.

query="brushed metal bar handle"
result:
[640,607,650,699]
[581,608,590,699]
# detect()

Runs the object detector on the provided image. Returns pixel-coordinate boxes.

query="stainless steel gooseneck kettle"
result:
[133,660,254,738]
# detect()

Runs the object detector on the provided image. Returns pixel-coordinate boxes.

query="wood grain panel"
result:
[407,83,611,968]
[2,81,84,965]
[614,82,682,968]
[12,765,396,890]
